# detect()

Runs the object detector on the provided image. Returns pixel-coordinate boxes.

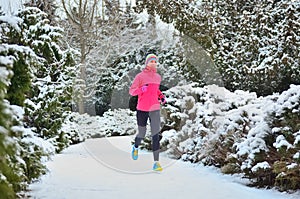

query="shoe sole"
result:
[153,166,163,171]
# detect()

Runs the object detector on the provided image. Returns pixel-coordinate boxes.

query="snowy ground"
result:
[28,136,299,199]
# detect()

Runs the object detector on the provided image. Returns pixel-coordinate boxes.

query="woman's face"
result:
[147,60,157,68]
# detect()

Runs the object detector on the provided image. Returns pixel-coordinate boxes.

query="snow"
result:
[251,161,271,172]
[63,110,137,140]
[10,105,56,154]
[0,126,8,134]
[0,15,23,32]
[274,84,300,116]
[0,0,23,15]
[287,163,298,170]
[294,132,300,145]
[28,136,299,199]
[294,152,300,159]
[1,43,36,57]
[20,127,56,154]
[0,64,12,84]
[273,135,293,150]
[0,173,7,181]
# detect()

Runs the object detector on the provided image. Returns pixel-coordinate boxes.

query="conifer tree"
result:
[0,44,21,199]
[24,0,58,24]
[135,0,300,96]
[14,7,76,152]
[1,6,76,197]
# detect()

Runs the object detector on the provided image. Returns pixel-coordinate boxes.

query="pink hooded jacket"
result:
[129,67,164,111]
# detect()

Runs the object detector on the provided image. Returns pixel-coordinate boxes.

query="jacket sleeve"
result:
[129,75,143,96]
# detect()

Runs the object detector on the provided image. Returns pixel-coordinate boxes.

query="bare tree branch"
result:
[61,0,79,25]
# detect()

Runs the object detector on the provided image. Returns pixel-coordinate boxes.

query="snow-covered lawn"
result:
[28,136,299,199]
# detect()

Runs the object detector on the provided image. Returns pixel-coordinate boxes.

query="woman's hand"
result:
[158,93,166,105]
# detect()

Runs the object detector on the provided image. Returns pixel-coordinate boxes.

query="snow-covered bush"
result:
[266,85,300,191]
[160,83,300,191]
[10,105,55,183]
[162,84,258,161]
[62,109,136,140]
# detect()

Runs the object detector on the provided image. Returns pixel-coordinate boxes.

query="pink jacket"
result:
[129,68,164,111]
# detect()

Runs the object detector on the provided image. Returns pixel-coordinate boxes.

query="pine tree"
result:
[13,7,76,152]
[217,0,300,96]
[24,0,58,24]
[136,0,300,96]
[6,54,32,106]
[0,44,21,199]
[1,6,76,197]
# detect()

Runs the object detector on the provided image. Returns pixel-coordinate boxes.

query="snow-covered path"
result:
[29,136,299,199]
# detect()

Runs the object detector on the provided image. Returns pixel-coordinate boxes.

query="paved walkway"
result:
[29,136,298,199]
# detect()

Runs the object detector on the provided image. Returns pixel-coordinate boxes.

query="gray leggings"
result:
[134,110,161,161]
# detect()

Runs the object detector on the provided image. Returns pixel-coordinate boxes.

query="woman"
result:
[129,54,166,171]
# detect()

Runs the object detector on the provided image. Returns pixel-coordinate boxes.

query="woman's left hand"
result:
[159,94,166,105]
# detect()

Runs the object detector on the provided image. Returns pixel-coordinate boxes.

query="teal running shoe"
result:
[153,161,163,171]
[132,146,138,160]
